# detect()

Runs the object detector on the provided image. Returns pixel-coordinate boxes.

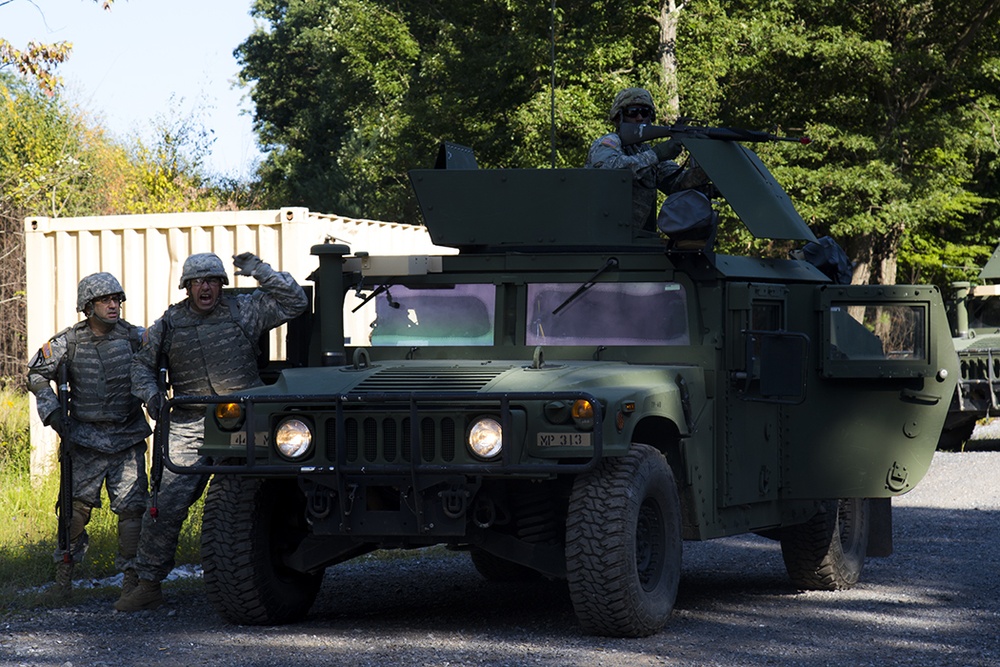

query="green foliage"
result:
[239,0,1000,291]
[0,388,201,610]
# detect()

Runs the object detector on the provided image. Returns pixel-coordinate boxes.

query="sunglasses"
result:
[622,106,653,120]
[94,294,123,305]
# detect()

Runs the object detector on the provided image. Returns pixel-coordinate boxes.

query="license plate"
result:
[537,432,592,447]
[229,431,270,447]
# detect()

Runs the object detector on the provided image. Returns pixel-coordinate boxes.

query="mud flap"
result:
[866,497,893,557]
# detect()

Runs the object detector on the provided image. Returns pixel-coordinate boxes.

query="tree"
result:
[680,0,1000,286]
[239,0,676,221]
[0,0,113,94]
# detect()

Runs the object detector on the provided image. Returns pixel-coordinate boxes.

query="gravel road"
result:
[3,434,999,667]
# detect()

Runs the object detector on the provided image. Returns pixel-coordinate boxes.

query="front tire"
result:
[780,498,869,590]
[565,444,682,637]
[202,476,323,624]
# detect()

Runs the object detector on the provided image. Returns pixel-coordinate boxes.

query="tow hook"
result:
[439,486,470,519]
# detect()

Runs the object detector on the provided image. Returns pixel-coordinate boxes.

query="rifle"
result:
[149,324,172,521]
[56,363,73,563]
[618,122,810,147]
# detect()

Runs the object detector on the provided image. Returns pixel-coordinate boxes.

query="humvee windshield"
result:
[527,282,690,346]
[370,284,496,346]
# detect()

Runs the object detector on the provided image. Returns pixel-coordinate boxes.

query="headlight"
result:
[274,418,313,460]
[214,402,244,431]
[467,417,503,459]
[571,399,595,430]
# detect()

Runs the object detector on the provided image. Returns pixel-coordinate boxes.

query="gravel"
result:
[3,432,999,667]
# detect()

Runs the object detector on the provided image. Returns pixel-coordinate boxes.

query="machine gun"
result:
[618,121,810,147]
[56,363,73,563]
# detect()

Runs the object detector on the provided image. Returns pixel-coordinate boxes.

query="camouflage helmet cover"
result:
[609,87,657,123]
[178,252,230,290]
[77,272,126,312]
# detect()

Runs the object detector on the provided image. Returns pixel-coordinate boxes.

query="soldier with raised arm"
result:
[115,251,307,612]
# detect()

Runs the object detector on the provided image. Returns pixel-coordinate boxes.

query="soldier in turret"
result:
[585,87,686,231]
[27,272,150,599]
[115,251,307,612]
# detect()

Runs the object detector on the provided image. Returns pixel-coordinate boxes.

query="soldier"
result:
[27,272,150,599]
[585,87,686,231]
[115,251,307,611]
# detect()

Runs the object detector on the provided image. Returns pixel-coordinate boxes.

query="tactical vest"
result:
[164,297,261,397]
[65,321,143,422]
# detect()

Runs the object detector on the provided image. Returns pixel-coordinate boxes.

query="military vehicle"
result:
[156,128,958,638]
[939,245,1000,450]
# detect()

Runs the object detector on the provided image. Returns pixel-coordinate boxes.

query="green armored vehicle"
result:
[940,245,1000,450]
[159,131,958,638]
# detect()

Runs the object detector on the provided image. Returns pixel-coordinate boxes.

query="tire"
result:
[565,443,682,638]
[201,476,323,625]
[469,547,541,582]
[780,498,869,591]
[936,418,977,452]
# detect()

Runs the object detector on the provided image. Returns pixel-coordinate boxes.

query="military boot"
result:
[120,568,139,598]
[50,561,74,600]
[114,578,162,612]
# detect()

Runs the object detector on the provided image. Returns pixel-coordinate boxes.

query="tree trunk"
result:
[658,1,682,119]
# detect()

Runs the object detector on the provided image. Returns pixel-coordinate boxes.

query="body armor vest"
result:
[165,298,261,397]
[67,321,142,422]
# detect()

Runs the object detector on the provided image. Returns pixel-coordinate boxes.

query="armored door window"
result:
[368,284,496,346]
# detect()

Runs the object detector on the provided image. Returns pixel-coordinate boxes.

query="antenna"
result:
[549,0,556,168]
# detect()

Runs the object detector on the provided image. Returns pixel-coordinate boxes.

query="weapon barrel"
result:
[618,123,809,146]
[56,364,73,558]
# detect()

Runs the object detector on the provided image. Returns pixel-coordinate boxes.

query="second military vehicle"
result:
[939,245,1000,449]
[156,128,958,638]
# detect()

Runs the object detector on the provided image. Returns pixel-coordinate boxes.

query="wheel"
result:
[780,498,869,590]
[936,418,977,452]
[201,476,323,624]
[565,443,682,637]
[469,547,541,582]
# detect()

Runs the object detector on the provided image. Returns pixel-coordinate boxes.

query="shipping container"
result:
[25,207,449,477]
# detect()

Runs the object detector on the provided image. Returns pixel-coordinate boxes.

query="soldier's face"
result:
[91,295,121,323]
[187,277,223,315]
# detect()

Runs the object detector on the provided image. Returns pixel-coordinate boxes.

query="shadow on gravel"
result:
[7,505,997,667]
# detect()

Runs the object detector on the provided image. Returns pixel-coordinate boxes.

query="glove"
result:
[233,252,264,277]
[652,138,683,162]
[47,411,66,436]
[146,394,162,422]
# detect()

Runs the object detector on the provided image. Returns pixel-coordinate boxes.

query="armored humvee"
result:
[158,132,958,638]
[939,245,1000,450]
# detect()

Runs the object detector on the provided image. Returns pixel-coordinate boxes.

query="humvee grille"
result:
[327,415,458,464]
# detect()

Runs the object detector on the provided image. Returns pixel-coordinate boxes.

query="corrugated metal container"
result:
[25,207,450,478]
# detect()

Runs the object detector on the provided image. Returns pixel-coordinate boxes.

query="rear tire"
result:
[780,498,869,590]
[565,443,682,637]
[202,476,323,624]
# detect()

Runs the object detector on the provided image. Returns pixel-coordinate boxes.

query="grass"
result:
[0,386,203,613]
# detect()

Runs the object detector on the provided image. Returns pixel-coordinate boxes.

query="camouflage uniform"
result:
[26,273,150,576]
[585,87,683,231]
[128,252,307,585]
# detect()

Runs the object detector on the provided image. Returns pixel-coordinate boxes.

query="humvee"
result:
[158,131,958,638]
[940,244,1000,450]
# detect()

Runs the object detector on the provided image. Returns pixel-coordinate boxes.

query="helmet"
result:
[609,87,657,123]
[77,272,125,312]
[178,252,229,289]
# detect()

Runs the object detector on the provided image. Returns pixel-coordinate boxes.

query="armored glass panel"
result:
[827,303,926,361]
[526,282,689,346]
[368,284,496,347]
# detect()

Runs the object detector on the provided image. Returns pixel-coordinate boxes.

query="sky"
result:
[5,0,263,178]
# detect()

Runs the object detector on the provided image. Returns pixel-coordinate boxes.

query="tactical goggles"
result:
[622,106,653,120]
[94,294,124,305]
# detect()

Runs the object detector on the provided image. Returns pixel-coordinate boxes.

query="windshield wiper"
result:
[552,258,619,315]
[351,283,396,313]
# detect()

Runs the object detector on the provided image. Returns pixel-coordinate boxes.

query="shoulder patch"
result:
[599,134,622,149]
[41,341,53,359]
